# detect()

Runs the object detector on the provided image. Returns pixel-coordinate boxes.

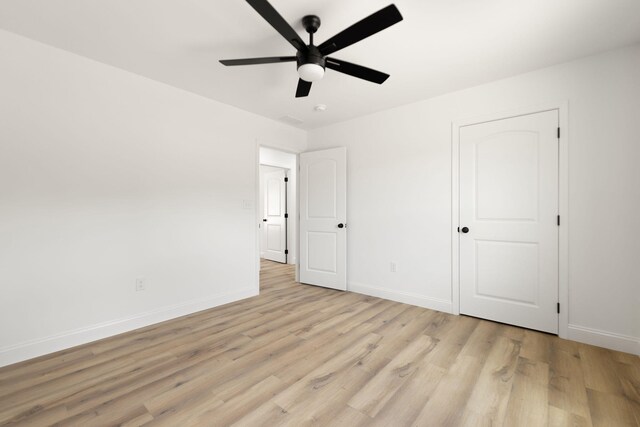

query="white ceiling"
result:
[1,0,640,129]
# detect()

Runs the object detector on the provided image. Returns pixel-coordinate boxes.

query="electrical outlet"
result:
[390,262,397,273]
[135,278,146,291]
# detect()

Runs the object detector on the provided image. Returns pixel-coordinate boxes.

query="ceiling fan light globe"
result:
[298,63,325,82]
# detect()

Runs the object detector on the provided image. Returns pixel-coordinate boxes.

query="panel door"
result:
[262,168,287,263]
[300,147,347,290]
[459,110,559,333]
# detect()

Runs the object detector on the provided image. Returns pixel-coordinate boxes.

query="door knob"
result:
[460,227,469,233]
[337,223,345,228]
[263,219,267,222]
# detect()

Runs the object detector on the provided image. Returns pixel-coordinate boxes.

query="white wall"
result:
[260,147,298,265]
[0,30,306,367]
[1,27,637,363]
[308,44,640,354]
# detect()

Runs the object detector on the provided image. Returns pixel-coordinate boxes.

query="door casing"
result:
[452,102,569,339]
[255,144,300,284]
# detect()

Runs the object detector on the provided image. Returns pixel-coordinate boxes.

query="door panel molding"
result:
[452,102,569,338]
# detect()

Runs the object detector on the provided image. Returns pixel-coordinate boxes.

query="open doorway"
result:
[259,147,297,267]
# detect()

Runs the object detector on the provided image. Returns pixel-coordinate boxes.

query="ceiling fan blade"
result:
[295,79,312,97]
[219,56,296,66]
[318,4,403,56]
[246,0,307,52]
[325,58,390,84]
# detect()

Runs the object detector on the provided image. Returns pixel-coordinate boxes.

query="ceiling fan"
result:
[219,0,403,98]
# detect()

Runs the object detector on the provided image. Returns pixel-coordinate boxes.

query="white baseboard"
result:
[0,287,257,368]
[348,281,453,314]
[567,324,639,355]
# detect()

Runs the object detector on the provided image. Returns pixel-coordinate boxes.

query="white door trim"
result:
[254,139,261,292]
[451,102,569,339]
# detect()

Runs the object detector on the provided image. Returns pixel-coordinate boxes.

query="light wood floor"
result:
[0,261,638,426]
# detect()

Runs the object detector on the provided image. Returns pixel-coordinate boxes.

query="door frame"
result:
[451,102,569,339]
[255,143,301,283]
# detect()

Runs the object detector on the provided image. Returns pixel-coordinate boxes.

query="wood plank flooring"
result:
[0,260,638,426]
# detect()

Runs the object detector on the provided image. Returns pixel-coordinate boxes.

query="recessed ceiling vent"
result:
[278,115,304,126]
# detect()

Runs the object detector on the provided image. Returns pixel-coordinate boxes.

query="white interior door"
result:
[262,168,287,263]
[300,147,347,290]
[459,110,559,333]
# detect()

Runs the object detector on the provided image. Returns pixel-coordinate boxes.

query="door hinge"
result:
[284,213,288,219]
[284,177,289,182]
[557,215,560,226]
[284,249,289,255]
[557,127,560,139]
[557,303,560,314]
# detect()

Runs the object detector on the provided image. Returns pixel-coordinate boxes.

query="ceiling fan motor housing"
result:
[296,45,325,70]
